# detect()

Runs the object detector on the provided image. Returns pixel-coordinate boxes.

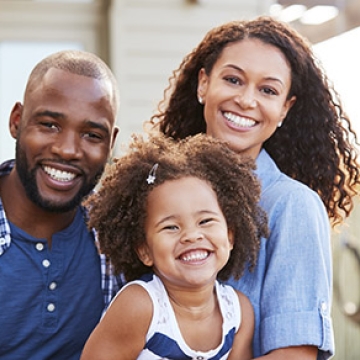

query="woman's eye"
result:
[262,87,277,96]
[224,76,241,85]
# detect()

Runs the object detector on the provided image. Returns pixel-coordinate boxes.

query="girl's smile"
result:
[138,176,233,290]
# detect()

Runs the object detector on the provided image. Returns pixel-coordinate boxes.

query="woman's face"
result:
[198,38,296,159]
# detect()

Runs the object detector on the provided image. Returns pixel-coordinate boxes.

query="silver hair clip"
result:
[146,163,159,184]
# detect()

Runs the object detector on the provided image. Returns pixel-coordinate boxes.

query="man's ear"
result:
[110,126,119,150]
[9,102,23,139]
[107,126,120,159]
[136,243,153,267]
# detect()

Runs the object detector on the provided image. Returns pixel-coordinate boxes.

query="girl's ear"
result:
[136,243,154,267]
[228,230,234,250]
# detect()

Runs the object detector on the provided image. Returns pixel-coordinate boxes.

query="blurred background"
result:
[0,0,359,358]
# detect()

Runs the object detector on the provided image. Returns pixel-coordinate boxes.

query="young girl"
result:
[80,133,268,360]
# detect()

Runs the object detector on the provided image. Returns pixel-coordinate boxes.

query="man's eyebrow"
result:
[35,110,64,119]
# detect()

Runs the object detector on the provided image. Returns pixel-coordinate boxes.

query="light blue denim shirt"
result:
[227,149,334,359]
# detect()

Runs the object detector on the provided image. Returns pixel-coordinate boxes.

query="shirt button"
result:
[49,282,57,290]
[321,302,328,311]
[47,303,56,312]
[36,243,44,251]
[0,237,6,245]
[42,259,51,268]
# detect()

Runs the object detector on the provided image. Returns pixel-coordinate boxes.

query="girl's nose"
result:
[180,229,204,243]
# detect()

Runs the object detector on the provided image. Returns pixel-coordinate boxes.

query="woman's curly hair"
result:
[149,16,360,226]
[84,133,268,282]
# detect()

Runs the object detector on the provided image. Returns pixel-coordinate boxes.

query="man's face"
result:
[10,68,118,212]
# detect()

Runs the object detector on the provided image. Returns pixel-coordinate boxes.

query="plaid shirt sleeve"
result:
[85,204,125,309]
[100,253,126,309]
[0,160,15,256]
[93,227,126,309]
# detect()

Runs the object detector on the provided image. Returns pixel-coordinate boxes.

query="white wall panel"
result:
[109,0,272,150]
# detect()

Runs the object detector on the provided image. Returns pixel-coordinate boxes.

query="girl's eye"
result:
[163,225,178,231]
[200,218,214,225]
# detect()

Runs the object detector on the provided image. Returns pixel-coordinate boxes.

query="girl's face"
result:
[138,176,233,290]
[198,38,296,159]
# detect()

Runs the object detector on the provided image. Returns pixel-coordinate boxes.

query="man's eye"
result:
[40,122,57,129]
[84,132,103,140]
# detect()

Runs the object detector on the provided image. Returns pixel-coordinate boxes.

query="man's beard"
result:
[15,140,104,213]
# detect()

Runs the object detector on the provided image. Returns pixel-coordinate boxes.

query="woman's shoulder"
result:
[261,170,323,210]
[257,150,322,202]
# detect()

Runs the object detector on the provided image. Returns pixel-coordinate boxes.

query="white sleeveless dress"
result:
[113,273,241,360]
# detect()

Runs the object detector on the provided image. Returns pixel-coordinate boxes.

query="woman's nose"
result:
[235,88,257,109]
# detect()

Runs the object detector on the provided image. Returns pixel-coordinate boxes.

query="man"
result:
[0,50,120,359]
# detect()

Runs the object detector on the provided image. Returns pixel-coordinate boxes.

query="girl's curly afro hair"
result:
[84,133,268,282]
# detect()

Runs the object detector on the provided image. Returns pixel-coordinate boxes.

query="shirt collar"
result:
[255,149,282,192]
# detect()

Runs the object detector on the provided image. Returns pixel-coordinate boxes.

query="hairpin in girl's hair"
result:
[146,163,159,184]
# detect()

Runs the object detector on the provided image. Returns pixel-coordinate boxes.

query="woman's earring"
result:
[277,121,282,128]
[198,96,203,104]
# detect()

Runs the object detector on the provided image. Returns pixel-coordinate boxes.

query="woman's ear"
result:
[197,68,209,102]
[280,95,296,122]
[136,243,154,267]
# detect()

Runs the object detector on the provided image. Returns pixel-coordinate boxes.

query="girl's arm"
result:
[80,284,153,360]
[228,292,254,360]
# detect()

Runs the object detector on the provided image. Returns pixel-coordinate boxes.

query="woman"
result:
[150,16,360,359]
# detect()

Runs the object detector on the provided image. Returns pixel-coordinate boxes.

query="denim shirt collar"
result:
[255,149,282,192]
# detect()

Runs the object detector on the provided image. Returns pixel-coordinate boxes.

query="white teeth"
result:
[224,112,256,127]
[43,166,76,182]
[181,250,209,262]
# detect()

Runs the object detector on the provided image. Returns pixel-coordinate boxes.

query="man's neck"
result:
[0,169,78,247]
